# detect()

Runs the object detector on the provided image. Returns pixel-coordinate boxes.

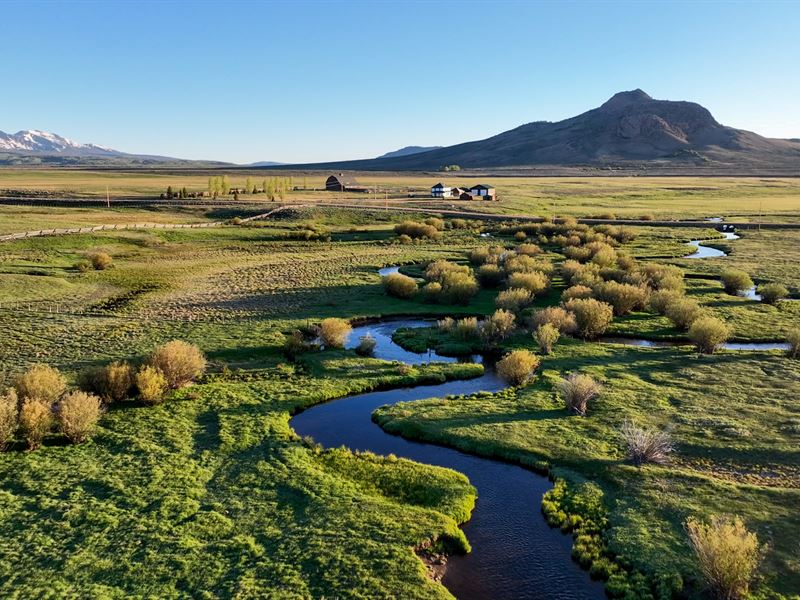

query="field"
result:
[0,174,799,599]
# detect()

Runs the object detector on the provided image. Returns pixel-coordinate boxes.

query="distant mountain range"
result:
[278,90,800,171]
[376,145,442,159]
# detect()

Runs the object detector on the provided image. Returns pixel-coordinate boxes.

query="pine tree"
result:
[166,185,173,199]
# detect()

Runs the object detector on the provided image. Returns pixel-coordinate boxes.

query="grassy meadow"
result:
[0,177,799,598]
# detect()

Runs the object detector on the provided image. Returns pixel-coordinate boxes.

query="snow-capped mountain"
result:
[0,129,124,157]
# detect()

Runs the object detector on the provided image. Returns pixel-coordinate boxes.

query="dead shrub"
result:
[14,364,66,405]
[58,391,102,444]
[382,273,418,299]
[620,420,674,465]
[0,389,19,450]
[90,252,113,270]
[563,298,614,339]
[496,350,540,386]
[495,287,533,313]
[150,340,207,388]
[557,373,601,416]
[529,306,577,334]
[319,318,352,349]
[19,398,53,450]
[534,323,560,354]
[688,316,732,354]
[135,366,167,405]
[666,297,705,330]
[686,515,763,600]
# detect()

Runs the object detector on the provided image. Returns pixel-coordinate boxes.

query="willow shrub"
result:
[136,366,167,405]
[534,323,560,354]
[58,391,102,444]
[319,318,352,349]
[0,389,18,450]
[495,287,533,313]
[476,264,504,288]
[593,281,649,316]
[529,306,577,335]
[150,340,207,388]
[757,283,789,304]
[665,297,705,330]
[382,273,418,299]
[496,350,540,386]
[14,364,66,405]
[479,309,516,344]
[688,316,732,354]
[648,289,683,315]
[786,328,800,359]
[19,398,53,450]
[720,269,754,295]
[394,221,439,240]
[90,252,113,270]
[507,272,549,296]
[561,285,594,302]
[563,298,614,339]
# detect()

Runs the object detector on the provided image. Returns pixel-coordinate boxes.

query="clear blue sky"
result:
[3,0,799,163]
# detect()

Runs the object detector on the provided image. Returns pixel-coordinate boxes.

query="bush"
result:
[437,317,455,333]
[557,373,601,416]
[633,263,685,292]
[19,398,53,450]
[397,233,412,245]
[58,391,102,444]
[480,309,516,344]
[150,340,207,388]
[686,515,763,600]
[355,334,377,356]
[517,243,541,256]
[136,366,167,405]
[424,217,445,231]
[720,269,754,295]
[688,316,732,354]
[382,273,418,299]
[495,287,533,313]
[90,252,113,270]
[422,281,442,302]
[496,350,540,386]
[469,246,503,265]
[0,389,18,450]
[563,299,614,339]
[785,327,800,359]
[665,297,705,330]
[441,271,479,304]
[648,289,683,315]
[14,364,66,404]
[757,283,788,304]
[319,318,352,348]
[394,221,440,240]
[561,285,593,302]
[534,324,560,354]
[98,361,134,402]
[590,245,617,268]
[75,260,92,273]
[455,317,479,340]
[283,330,307,361]
[504,254,546,275]
[476,264,504,288]
[507,272,549,295]
[620,420,674,465]
[514,230,527,241]
[529,306,577,334]
[425,260,469,283]
[593,281,649,316]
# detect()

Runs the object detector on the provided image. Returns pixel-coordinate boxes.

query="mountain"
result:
[377,145,442,159]
[247,161,286,167]
[275,90,800,171]
[0,129,125,157]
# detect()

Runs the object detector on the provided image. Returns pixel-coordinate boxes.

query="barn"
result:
[325,174,367,192]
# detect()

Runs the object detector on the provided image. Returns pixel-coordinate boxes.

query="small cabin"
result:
[451,187,467,197]
[431,182,452,198]
[468,184,496,200]
[326,173,367,192]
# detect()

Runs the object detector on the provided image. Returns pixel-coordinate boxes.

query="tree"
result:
[166,185,174,199]
[221,175,230,195]
[245,177,253,194]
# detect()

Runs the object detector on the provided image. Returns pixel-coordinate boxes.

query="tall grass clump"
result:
[563,299,614,339]
[135,366,167,405]
[0,389,18,450]
[688,316,732,354]
[557,373,601,416]
[14,364,66,404]
[534,323,559,354]
[382,273,418,299]
[496,350,540,386]
[685,515,763,600]
[757,283,788,304]
[786,328,800,358]
[666,297,705,330]
[620,420,674,465]
[319,318,352,348]
[720,269,754,295]
[150,340,207,388]
[58,391,102,444]
[19,399,53,450]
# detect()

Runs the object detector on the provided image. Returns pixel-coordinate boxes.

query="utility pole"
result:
[106,186,111,208]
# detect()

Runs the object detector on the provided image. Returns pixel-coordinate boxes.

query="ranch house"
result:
[431,183,452,198]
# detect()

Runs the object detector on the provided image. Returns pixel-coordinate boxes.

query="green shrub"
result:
[382,273,418,299]
[557,373,601,416]
[507,272,549,295]
[425,260,470,283]
[720,269,754,295]
[561,285,593,302]
[757,283,789,304]
[150,340,207,388]
[495,287,533,313]
[19,398,53,450]
[665,297,705,330]
[534,323,560,354]
[14,364,66,404]
[620,420,674,465]
[319,318,352,349]
[75,260,92,273]
[529,306,578,334]
[480,309,516,344]
[785,328,800,359]
[476,264,504,288]
[441,271,479,304]
[563,298,614,339]
[686,515,763,600]
[593,281,649,316]
[394,221,440,239]
[496,350,540,386]
[58,391,102,444]
[688,316,732,354]
[90,252,113,270]
[135,366,167,405]
[355,334,377,356]
[283,330,308,361]
[0,389,18,450]
[648,289,683,315]
[422,281,442,302]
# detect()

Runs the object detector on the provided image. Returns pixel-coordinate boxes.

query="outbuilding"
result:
[468,184,496,200]
[431,182,452,198]
[326,173,367,192]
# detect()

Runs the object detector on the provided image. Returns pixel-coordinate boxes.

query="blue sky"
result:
[3,0,799,163]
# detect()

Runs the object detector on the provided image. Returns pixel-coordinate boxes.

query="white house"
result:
[431,182,452,198]
[468,184,496,199]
